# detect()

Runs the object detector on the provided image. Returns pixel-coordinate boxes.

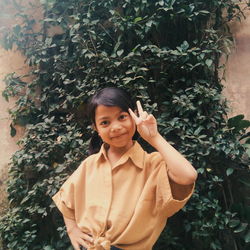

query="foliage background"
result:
[0,0,250,249]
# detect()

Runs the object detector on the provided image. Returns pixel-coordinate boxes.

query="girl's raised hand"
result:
[129,101,158,143]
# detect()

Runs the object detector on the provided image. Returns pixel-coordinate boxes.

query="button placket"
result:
[100,161,113,235]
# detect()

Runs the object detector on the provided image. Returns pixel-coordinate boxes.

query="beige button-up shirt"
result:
[52,141,194,250]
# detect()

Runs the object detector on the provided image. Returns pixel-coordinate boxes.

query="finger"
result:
[128,108,140,124]
[145,114,155,122]
[81,233,93,244]
[73,243,81,250]
[136,100,144,116]
[141,111,148,120]
[78,238,90,249]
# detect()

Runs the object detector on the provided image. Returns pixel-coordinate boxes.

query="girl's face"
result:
[94,105,136,151]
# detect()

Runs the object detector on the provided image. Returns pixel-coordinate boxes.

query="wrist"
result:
[147,132,164,148]
[66,225,76,235]
[64,217,78,235]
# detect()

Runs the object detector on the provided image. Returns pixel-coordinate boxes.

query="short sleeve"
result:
[52,180,76,220]
[52,162,85,220]
[156,161,195,218]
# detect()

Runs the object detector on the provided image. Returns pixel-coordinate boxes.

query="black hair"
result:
[87,87,138,155]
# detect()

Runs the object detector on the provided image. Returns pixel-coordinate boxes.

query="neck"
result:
[107,140,134,162]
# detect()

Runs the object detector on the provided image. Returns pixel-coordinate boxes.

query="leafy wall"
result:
[0,0,250,249]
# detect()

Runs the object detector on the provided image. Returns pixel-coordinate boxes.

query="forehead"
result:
[95,105,123,119]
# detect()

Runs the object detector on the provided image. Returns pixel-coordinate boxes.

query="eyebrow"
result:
[97,116,110,121]
[96,111,127,122]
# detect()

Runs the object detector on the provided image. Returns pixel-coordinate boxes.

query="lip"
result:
[111,133,127,139]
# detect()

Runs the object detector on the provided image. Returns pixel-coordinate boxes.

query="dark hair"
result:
[87,87,137,155]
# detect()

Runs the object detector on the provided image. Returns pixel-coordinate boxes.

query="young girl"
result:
[52,87,197,250]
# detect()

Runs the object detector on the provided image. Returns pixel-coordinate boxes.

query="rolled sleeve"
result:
[52,162,85,220]
[157,161,195,218]
[52,189,75,220]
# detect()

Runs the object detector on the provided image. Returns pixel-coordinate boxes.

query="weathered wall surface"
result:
[0,50,29,156]
[0,47,27,214]
[222,5,250,120]
[0,0,38,214]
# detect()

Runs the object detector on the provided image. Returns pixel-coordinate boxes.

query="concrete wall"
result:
[222,5,250,121]
[0,47,27,214]
[0,0,54,216]
[0,0,28,215]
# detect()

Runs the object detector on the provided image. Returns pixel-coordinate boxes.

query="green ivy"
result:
[1,0,250,249]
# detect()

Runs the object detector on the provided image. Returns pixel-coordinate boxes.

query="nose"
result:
[110,121,122,132]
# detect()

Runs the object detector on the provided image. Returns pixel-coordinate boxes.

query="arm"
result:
[148,133,197,185]
[64,216,93,250]
[129,101,197,185]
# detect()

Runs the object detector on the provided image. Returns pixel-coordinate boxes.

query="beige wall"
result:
[0,48,28,165]
[0,0,35,214]
[222,5,250,121]
[0,0,63,216]
[0,0,54,216]
[0,47,27,214]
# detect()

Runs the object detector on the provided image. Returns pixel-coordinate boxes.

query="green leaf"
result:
[205,59,213,67]
[158,0,164,6]
[134,17,143,23]
[114,62,121,66]
[228,114,250,132]
[226,168,234,176]
[228,219,240,228]
[13,25,21,35]
[117,49,124,56]
[199,10,210,14]
[63,79,75,85]
[245,230,250,243]
[10,123,17,137]
[43,18,56,22]
[228,114,245,128]
[234,223,248,233]
[146,20,153,27]
[246,147,250,157]
[197,168,205,174]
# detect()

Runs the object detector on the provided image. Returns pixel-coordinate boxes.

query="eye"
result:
[119,113,128,120]
[100,120,109,126]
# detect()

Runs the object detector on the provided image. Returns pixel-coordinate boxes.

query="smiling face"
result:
[94,105,136,151]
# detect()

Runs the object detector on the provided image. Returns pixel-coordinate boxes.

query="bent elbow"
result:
[181,167,198,185]
[169,167,198,185]
[186,168,198,184]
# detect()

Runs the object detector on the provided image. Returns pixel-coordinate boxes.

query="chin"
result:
[111,140,132,148]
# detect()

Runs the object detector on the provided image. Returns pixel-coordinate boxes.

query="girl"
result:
[52,87,197,250]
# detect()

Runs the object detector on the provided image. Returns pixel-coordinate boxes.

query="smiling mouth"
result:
[111,133,126,139]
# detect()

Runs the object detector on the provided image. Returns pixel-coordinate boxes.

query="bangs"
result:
[88,87,135,124]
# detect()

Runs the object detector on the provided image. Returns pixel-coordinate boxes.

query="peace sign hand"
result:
[129,101,159,143]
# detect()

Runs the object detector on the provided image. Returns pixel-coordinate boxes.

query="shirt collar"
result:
[96,141,145,169]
